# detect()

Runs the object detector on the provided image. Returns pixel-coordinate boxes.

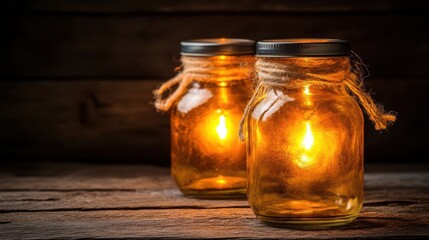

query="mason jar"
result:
[167,39,255,198]
[245,39,364,227]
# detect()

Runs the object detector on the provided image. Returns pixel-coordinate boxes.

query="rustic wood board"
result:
[0,79,427,164]
[5,0,429,13]
[0,80,170,164]
[1,13,428,79]
[0,164,428,239]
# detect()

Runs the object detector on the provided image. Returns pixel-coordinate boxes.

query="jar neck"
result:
[181,55,254,83]
[269,82,347,97]
[256,56,350,84]
[191,78,250,88]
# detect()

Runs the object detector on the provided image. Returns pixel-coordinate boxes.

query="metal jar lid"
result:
[181,38,256,56]
[257,39,350,57]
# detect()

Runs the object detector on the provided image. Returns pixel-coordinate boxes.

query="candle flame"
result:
[216,115,228,140]
[304,85,311,95]
[296,122,315,168]
[302,122,314,150]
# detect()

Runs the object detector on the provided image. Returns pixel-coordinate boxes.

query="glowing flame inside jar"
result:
[303,85,311,96]
[303,85,312,106]
[215,175,227,185]
[216,114,228,140]
[297,121,315,168]
[296,84,316,168]
[302,122,314,150]
[201,110,236,149]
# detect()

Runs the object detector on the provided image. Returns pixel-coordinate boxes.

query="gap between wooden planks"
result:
[0,163,428,239]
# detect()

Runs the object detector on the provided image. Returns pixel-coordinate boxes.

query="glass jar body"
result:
[171,80,251,198]
[247,62,364,227]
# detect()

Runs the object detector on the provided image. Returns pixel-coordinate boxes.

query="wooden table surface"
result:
[0,163,428,239]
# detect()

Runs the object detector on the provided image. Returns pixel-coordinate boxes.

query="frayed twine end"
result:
[374,113,397,131]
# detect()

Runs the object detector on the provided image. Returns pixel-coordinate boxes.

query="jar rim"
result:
[257,39,350,57]
[181,38,256,56]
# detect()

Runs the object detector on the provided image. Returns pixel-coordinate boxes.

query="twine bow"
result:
[153,55,254,112]
[238,52,396,140]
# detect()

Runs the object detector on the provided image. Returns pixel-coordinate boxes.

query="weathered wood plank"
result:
[0,80,170,164]
[1,164,427,190]
[0,190,249,212]
[4,0,429,13]
[0,79,427,164]
[1,14,428,79]
[0,164,428,239]
[0,164,428,213]
[0,206,428,240]
[0,182,427,213]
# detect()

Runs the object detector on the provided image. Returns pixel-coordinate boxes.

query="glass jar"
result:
[162,39,255,198]
[246,39,364,227]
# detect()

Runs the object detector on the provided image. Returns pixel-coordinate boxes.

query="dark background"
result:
[1,0,428,166]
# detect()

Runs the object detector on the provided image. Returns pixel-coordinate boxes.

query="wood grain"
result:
[1,13,428,79]
[0,164,428,239]
[0,79,427,164]
[4,0,429,13]
[0,174,427,213]
[0,80,170,164]
[1,207,428,239]
[1,0,428,166]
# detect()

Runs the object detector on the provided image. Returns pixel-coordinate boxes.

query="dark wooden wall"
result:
[1,0,428,166]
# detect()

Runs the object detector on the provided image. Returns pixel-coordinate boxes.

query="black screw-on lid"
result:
[257,39,350,57]
[181,38,255,56]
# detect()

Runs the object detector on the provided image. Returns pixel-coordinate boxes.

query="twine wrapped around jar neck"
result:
[238,52,397,140]
[153,55,254,112]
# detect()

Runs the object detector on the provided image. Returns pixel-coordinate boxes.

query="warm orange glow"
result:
[174,106,247,196]
[219,81,228,87]
[304,85,311,95]
[169,53,250,199]
[246,56,364,227]
[303,85,313,106]
[299,154,312,165]
[302,122,314,150]
[215,175,227,185]
[216,114,228,140]
[296,121,315,168]
[184,175,246,190]
[303,57,310,64]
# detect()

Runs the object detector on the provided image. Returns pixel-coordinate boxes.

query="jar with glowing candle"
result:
[244,39,366,227]
[158,39,255,198]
